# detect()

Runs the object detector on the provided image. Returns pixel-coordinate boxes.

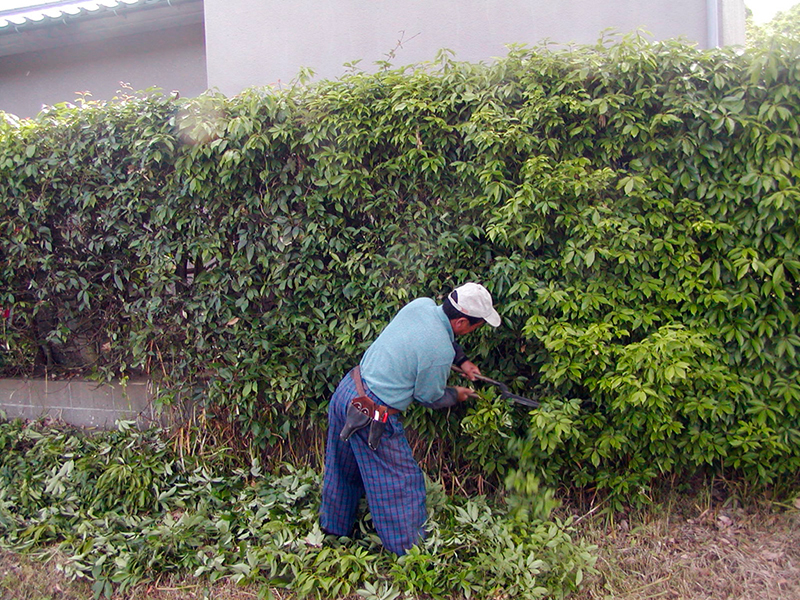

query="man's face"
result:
[453,318,484,337]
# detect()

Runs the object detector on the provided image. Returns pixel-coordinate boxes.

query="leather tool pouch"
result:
[367,420,386,451]
[339,398,371,443]
[339,366,398,450]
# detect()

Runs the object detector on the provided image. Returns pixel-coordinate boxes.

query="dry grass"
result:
[2,492,798,600]
[573,495,800,600]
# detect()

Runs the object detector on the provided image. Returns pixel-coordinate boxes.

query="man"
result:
[320,282,501,555]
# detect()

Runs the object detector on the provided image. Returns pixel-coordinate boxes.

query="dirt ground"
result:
[2,495,798,600]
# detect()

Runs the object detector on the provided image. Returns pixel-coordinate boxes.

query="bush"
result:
[1,35,799,500]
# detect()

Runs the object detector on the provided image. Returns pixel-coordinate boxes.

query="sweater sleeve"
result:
[425,387,460,410]
[452,342,469,366]
[413,362,452,407]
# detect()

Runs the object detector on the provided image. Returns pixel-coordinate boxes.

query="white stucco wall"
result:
[205,0,745,97]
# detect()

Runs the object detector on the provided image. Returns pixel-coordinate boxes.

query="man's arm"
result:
[425,386,476,409]
[414,362,476,409]
[453,342,481,380]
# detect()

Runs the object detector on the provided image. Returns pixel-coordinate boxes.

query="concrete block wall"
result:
[0,377,182,430]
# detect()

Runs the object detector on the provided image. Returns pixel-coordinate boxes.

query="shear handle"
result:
[451,366,540,408]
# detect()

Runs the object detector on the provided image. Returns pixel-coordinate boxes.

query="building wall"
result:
[720,0,747,46]
[0,21,207,118]
[0,0,747,118]
[204,0,746,98]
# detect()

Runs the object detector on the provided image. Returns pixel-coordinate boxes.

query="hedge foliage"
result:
[1,35,799,501]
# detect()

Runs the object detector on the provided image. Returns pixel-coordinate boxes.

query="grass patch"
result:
[2,490,797,600]
[570,484,800,600]
[1,418,797,599]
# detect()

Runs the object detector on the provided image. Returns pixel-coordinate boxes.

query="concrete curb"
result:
[0,377,183,429]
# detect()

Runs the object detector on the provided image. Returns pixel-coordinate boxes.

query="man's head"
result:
[443,282,501,335]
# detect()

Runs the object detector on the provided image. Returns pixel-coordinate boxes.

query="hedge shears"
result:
[451,366,540,408]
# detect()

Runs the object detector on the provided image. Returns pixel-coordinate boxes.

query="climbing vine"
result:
[1,34,799,500]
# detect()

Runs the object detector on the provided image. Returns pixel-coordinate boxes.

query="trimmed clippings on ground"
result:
[2,493,798,600]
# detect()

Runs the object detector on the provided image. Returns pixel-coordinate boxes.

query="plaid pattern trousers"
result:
[320,369,427,555]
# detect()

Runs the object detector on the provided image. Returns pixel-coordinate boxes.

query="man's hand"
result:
[454,386,479,402]
[457,360,482,381]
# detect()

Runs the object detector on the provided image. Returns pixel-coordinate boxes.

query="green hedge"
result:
[1,35,799,501]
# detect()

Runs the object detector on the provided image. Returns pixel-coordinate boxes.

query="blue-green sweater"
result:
[360,298,459,411]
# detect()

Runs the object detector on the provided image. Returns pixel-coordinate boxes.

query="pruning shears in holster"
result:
[339,366,399,450]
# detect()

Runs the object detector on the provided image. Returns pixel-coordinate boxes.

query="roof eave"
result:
[0,0,204,58]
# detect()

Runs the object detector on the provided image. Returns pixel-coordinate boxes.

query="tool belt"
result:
[338,366,399,451]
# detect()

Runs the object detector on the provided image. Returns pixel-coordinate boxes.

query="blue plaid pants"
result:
[320,369,427,555]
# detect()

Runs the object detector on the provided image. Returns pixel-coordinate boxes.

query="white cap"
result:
[448,282,501,327]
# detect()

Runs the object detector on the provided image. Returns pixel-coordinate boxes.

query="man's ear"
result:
[451,317,470,335]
